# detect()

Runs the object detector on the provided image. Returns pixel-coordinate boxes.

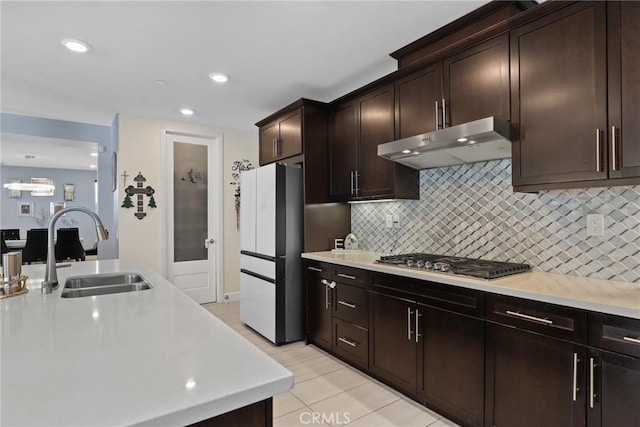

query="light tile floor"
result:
[202,301,461,427]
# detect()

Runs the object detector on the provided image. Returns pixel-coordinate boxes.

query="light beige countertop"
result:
[1,260,293,426]
[302,251,640,320]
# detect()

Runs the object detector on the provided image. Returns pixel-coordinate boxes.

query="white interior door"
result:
[164,132,221,303]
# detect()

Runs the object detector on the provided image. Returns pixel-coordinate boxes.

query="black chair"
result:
[1,228,20,240]
[55,228,85,262]
[1,234,10,255]
[21,229,49,264]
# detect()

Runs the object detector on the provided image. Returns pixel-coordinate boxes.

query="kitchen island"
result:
[1,260,292,426]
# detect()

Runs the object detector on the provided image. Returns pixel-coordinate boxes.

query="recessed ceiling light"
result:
[25,154,35,159]
[61,38,91,53]
[401,149,412,154]
[179,108,195,116]
[468,140,477,144]
[155,80,167,86]
[457,137,468,143]
[209,72,229,83]
[90,165,97,168]
[90,152,98,157]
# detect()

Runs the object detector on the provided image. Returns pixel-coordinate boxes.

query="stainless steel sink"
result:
[61,272,152,298]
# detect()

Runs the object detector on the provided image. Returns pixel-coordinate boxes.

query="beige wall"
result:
[117,114,257,297]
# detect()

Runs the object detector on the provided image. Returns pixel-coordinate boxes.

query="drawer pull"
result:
[415,309,422,343]
[307,266,323,272]
[321,279,329,285]
[338,300,356,309]
[623,336,640,345]
[338,337,357,347]
[505,310,553,325]
[337,273,356,280]
[407,307,413,340]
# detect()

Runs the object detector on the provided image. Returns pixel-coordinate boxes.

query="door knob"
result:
[204,238,215,248]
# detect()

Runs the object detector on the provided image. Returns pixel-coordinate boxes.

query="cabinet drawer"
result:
[486,294,586,343]
[332,265,368,288]
[333,318,368,369]
[589,312,640,358]
[333,282,368,328]
[305,261,331,279]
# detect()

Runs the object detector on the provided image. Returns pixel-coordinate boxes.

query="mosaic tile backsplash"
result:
[351,160,640,283]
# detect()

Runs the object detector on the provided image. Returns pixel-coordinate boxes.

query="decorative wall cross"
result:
[121,172,157,220]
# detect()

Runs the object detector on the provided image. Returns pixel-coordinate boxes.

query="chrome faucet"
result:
[42,207,109,294]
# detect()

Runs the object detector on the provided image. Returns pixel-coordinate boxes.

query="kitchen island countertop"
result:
[302,251,640,320]
[1,259,292,426]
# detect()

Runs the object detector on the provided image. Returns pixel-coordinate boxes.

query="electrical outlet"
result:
[586,214,604,237]
[393,214,401,229]
[385,214,393,229]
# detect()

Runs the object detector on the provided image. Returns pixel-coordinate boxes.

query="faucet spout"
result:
[42,207,109,293]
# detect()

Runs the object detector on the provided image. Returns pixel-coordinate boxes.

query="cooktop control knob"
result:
[424,261,433,270]
[416,260,425,269]
[406,259,414,267]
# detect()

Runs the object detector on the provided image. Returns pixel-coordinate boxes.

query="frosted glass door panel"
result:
[256,164,276,257]
[240,169,257,253]
[173,142,208,262]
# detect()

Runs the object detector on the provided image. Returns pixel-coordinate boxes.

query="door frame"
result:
[160,129,224,303]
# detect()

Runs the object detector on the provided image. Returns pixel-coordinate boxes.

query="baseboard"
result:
[223,291,240,302]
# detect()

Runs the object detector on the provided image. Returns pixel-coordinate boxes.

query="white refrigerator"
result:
[239,163,304,344]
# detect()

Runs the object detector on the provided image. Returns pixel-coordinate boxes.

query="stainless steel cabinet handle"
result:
[572,353,578,402]
[338,300,356,309]
[435,101,440,130]
[350,171,354,195]
[611,126,619,171]
[407,307,413,340]
[596,129,602,172]
[623,336,640,345]
[328,281,336,289]
[354,169,360,196]
[415,309,422,343]
[308,266,323,272]
[589,358,596,409]
[321,279,329,285]
[442,98,447,128]
[325,284,329,309]
[273,137,276,157]
[338,337,357,347]
[337,273,356,280]
[505,310,553,325]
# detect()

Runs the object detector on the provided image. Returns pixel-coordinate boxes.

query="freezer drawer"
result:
[240,272,276,343]
[241,254,276,280]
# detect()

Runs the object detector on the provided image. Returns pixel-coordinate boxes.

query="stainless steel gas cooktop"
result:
[376,253,531,280]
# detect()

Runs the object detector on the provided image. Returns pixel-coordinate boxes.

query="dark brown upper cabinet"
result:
[395,34,509,140]
[258,109,302,165]
[511,1,640,192]
[329,84,419,201]
[255,99,331,204]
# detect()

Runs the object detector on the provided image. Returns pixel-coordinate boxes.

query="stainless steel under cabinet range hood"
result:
[377,116,512,170]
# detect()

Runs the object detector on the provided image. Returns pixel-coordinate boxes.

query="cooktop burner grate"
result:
[376,253,531,279]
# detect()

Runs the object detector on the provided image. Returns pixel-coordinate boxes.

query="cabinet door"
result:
[396,63,443,138]
[357,84,396,198]
[587,348,640,427]
[329,102,358,200]
[511,2,608,187]
[607,1,640,179]
[259,122,279,166]
[486,323,586,427]
[277,110,302,159]
[306,267,332,351]
[369,291,417,394]
[444,34,510,126]
[417,305,484,427]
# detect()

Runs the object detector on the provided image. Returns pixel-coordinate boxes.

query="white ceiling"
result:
[1,0,489,136]
[0,133,99,170]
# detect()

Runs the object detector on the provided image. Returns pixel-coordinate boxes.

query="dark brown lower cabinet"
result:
[486,323,586,427]
[418,304,484,427]
[587,348,640,427]
[369,291,418,394]
[370,290,484,427]
[188,398,272,427]
[305,264,333,351]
